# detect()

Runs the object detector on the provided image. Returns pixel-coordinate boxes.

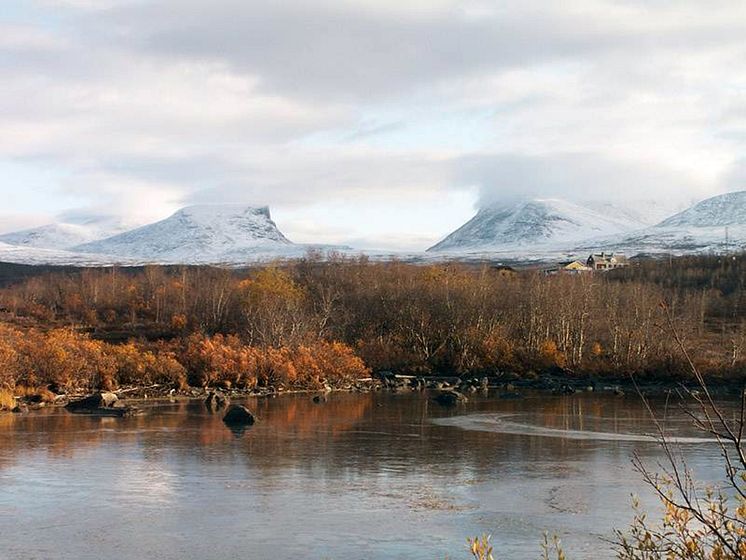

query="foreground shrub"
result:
[182,334,369,389]
[14,329,114,390]
[259,341,370,389]
[181,334,260,388]
[110,343,188,388]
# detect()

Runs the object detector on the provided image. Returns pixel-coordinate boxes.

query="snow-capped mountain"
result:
[598,191,746,255]
[428,198,649,253]
[74,204,297,263]
[0,215,138,250]
[1,193,744,267]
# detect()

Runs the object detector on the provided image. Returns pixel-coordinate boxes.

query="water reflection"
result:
[0,393,726,560]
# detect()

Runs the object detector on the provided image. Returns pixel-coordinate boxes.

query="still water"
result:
[0,392,723,560]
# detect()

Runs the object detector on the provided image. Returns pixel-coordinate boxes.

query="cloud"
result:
[0,0,745,249]
[0,213,54,235]
[455,152,710,208]
[91,0,746,103]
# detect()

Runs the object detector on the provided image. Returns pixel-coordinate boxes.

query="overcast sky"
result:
[1,0,745,250]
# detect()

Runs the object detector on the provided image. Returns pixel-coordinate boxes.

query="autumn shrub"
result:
[0,325,21,390]
[453,327,515,374]
[181,333,259,388]
[306,341,370,385]
[0,388,14,410]
[14,329,115,391]
[256,342,368,389]
[147,351,188,389]
[538,340,567,369]
[109,343,188,388]
[180,333,368,389]
[355,335,427,374]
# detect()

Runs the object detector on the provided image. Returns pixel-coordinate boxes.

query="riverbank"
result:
[4,367,743,415]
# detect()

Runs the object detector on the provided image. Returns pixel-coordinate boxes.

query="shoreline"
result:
[5,369,744,415]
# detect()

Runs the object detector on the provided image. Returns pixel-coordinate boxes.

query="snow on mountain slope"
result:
[656,191,746,228]
[594,191,746,255]
[427,198,647,253]
[0,215,138,250]
[0,242,137,266]
[74,205,296,263]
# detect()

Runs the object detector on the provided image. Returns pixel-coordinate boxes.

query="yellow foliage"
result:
[0,388,14,410]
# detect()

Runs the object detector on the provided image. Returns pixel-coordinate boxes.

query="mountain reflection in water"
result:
[0,393,725,560]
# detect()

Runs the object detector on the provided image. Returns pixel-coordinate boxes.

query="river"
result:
[0,392,725,559]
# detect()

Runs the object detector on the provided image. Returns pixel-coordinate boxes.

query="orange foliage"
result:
[109,343,187,388]
[539,340,567,369]
[182,334,369,390]
[15,329,115,390]
[0,325,22,389]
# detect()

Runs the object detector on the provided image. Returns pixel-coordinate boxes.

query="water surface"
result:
[0,392,724,559]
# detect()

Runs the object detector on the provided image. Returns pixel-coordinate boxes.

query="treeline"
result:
[1,254,746,398]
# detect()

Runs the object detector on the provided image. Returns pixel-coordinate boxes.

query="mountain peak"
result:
[428,197,645,253]
[74,203,292,263]
[175,204,272,222]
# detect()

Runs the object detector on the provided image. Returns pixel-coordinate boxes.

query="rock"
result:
[552,384,576,395]
[223,405,256,426]
[312,394,327,404]
[434,391,469,407]
[64,392,140,416]
[376,370,395,385]
[205,391,230,410]
[11,403,28,414]
[66,392,118,411]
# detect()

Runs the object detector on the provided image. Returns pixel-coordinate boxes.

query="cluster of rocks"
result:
[65,392,140,417]
[203,391,256,435]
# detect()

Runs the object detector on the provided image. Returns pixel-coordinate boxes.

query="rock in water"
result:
[66,392,119,411]
[223,405,256,426]
[434,391,469,407]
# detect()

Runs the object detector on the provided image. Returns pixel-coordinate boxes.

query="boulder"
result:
[434,390,469,407]
[11,403,28,414]
[223,405,256,426]
[552,384,576,395]
[66,392,119,411]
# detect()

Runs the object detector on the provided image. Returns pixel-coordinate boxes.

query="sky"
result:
[1,0,745,250]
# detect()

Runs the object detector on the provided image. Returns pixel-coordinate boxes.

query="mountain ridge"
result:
[74,204,294,263]
[427,198,649,253]
[1,192,745,265]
